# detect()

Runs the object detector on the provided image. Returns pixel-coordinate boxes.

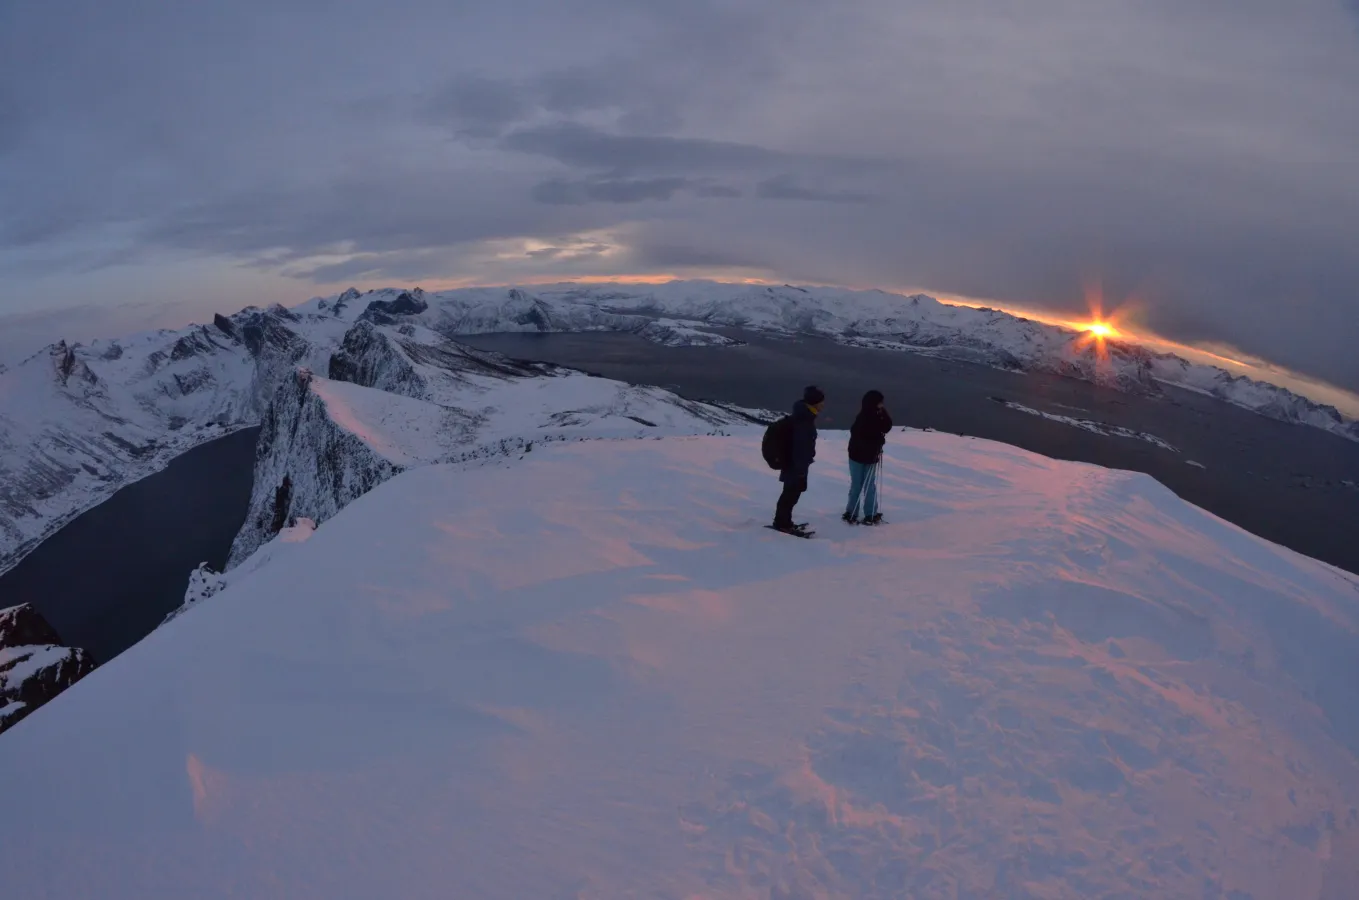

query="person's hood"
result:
[860,390,884,413]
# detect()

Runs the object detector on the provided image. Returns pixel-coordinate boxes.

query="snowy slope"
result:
[227,320,765,566]
[0,604,94,735]
[3,432,1358,899]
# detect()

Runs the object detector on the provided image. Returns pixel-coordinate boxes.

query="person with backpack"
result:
[768,385,825,534]
[844,389,892,525]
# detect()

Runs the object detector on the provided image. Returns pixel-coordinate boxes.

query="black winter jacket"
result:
[847,406,892,465]
[780,400,818,483]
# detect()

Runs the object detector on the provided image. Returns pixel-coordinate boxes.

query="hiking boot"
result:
[841,512,859,525]
[863,513,884,525]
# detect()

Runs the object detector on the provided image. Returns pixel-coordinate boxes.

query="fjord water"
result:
[0,427,259,662]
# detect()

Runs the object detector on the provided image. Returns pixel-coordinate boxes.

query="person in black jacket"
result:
[844,389,892,524]
[773,385,825,532]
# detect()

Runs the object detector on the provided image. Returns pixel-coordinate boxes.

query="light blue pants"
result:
[846,460,879,520]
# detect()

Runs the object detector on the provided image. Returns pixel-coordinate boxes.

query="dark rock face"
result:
[53,341,76,384]
[50,341,98,389]
[359,290,429,324]
[330,287,362,317]
[213,313,239,338]
[0,604,96,736]
[270,474,294,535]
[236,309,308,360]
[0,603,61,647]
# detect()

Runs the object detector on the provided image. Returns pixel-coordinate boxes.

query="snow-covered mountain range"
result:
[314,281,1357,440]
[2,280,1354,578]
[0,304,349,576]
[4,430,1358,898]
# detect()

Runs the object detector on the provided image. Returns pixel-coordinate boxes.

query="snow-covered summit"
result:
[3,431,1357,898]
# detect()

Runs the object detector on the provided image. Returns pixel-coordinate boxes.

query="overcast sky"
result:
[1,1,1357,390]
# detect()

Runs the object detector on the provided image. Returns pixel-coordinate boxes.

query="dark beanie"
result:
[862,389,884,410]
[803,385,826,405]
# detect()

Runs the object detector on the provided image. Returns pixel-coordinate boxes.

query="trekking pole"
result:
[875,455,883,520]
[858,460,873,520]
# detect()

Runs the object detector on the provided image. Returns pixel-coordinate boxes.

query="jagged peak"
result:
[213,313,239,339]
[49,340,99,389]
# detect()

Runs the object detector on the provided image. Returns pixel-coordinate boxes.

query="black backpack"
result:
[761,416,793,470]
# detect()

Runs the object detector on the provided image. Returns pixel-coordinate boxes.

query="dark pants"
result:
[774,475,807,527]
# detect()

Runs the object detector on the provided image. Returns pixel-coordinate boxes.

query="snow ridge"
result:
[224,322,766,569]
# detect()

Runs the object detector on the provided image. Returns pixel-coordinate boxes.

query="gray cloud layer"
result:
[1,0,1357,389]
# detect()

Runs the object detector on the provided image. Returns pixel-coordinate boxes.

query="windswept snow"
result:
[3,432,1357,899]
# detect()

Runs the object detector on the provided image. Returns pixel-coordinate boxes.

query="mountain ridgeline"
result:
[2,281,1356,584]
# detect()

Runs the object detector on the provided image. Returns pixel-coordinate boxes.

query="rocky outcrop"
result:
[0,604,95,735]
[226,369,412,567]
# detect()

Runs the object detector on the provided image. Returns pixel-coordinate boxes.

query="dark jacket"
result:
[780,400,818,483]
[848,403,892,465]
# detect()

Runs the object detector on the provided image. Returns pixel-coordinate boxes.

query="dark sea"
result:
[0,427,259,662]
